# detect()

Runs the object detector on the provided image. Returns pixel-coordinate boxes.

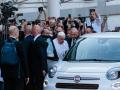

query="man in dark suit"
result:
[29,25,48,90]
[23,25,33,90]
[23,25,33,67]
[66,28,80,48]
[0,26,29,90]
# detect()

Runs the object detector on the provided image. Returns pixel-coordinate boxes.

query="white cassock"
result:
[53,38,69,60]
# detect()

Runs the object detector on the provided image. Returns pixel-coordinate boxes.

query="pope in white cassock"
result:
[53,32,69,60]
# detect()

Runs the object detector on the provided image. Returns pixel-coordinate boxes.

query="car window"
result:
[64,38,120,61]
[47,38,54,57]
[64,38,85,60]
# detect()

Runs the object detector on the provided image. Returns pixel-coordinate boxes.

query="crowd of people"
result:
[0,9,109,90]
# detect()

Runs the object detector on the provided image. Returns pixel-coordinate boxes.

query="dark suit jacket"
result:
[29,36,48,78]
[66,37,72,48]
[0,37,29,78]
[66,37,79,48]
[19,31,25,42]
[23,35,33,70]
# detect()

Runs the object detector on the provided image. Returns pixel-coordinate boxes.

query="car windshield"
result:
[64,37,120,61]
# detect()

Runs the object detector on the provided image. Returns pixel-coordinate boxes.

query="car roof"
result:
[81,32,120,38]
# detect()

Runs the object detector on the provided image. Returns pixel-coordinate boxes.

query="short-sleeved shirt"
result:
[85,16,102,33]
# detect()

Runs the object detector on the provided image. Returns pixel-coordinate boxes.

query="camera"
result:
[58,17,65,20]
[9,18,16,23]
[80,17,86,23]
[27,22,31,25]
[19,19,26,23]
[68,14,72,18]
[17,13,23,17]
[1,1,18,19]
[89,9,96,13]
[35,19,41,25]
[38,7,43,12]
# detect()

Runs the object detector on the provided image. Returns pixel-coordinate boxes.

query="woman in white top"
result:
[53,32,69,60]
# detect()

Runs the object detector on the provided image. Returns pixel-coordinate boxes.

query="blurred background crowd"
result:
[0,7,119,90]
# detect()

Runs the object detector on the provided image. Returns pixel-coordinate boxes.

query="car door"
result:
[46,37,59,69]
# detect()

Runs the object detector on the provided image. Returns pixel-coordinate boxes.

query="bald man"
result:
[66,28,80,48]
[29,25,48,90]
[0,26,29,90]
[53,32,69,60]
[70,28,80,39]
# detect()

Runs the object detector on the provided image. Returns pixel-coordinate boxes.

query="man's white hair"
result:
[9,26,19,35]
[57,31,65,38]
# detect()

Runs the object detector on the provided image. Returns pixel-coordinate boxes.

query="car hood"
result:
[57,61,120,73]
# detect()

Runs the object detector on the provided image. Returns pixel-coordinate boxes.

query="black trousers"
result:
[0,81,4,90]
[24,81,31,90]
[1,64,25,90]
[30,76,44,90]
[4,77,25,90]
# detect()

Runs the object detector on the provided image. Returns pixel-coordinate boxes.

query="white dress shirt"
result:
[85,16,102,33]
[53,38,69,60]
[34,34,40,42]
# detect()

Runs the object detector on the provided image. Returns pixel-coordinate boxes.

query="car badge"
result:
[74,75,81,83]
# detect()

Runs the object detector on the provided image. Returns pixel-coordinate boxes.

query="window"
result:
[64,38,120,61]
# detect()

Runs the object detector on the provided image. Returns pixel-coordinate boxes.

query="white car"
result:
[44,32,120,90]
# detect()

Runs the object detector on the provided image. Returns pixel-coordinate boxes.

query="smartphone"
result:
[46,21,49,25]
[68,14,71,18]
[90,9,96,13]
[38,7,43,12]
[17,13,23,16]
[59,17,65,20]
[81,17,86,23]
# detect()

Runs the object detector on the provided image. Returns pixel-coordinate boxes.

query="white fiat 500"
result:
[44,32,120,90]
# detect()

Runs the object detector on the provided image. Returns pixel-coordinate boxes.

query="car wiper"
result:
[65,59,102,62]
[65,59,120,62]
[78,59,102,62]
[78,59,120,62]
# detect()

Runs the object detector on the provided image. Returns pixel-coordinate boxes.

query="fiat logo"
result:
[74,75,81,83]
